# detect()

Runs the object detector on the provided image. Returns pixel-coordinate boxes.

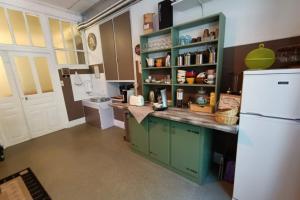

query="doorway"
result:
[0,51,66,147]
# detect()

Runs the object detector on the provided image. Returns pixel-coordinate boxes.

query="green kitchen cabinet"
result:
[128,115,212,184]
[170,121,212,183]
[148,117,170,165]
[128,115,148,154]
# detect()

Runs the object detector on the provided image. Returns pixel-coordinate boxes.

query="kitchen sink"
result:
[89,97,111,103]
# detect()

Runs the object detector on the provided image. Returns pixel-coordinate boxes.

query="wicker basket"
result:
[215,114,239,125]
[217,108,239,116]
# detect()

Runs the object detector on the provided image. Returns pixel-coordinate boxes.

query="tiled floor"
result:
[0,124,233,200]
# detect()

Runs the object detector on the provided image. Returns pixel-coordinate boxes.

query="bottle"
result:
[176,89,184,108]
[177,55,183,66]
[210,92,216,107]
[0,144,4,161]
[184,52,191,66]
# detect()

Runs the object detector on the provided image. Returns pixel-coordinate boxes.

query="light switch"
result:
[60,81,64,86]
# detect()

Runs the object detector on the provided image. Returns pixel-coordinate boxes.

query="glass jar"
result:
[176,89,184,108]
[196,87,208,105]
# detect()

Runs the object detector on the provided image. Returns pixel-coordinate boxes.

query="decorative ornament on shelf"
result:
[88,33,97,51]
[245,43,275,69]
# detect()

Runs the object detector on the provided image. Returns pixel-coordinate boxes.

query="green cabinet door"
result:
[128,115,148,154]
[171,122,201,178]
[148,117,170,164]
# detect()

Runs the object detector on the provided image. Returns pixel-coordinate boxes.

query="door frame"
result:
[8,51,68,134]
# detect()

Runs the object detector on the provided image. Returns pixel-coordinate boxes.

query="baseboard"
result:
[67,117,86,128]
[113,119,125,129]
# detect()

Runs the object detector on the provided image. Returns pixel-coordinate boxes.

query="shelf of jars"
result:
[140,13,225,106]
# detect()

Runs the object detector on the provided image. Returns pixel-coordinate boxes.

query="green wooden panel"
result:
[171,121,200,178]
[198,127,213,183]
[148,117,170,164]
[128,115,148,154]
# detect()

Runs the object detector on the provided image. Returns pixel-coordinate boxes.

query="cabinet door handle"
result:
[187,129,199,134]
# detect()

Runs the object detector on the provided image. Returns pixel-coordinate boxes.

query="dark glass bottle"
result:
[0,144,4,161]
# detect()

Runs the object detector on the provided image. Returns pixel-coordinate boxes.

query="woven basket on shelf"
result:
[216,108,239,117]
[215,113,239,125]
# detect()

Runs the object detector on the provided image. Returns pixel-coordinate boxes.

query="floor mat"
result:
[0,168,51,200]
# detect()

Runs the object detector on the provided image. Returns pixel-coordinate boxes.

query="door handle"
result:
[24,97,28,101]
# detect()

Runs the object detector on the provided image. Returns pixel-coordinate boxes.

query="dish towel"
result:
[128,105,154,123]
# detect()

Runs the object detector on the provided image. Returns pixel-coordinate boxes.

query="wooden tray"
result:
[190,104,214,113]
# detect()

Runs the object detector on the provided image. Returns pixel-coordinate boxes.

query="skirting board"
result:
[67,117,86,128]
[114,119,125,129]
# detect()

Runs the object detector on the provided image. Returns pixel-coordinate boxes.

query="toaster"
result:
[130,95,144,106]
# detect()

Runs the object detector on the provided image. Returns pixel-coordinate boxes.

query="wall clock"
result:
[88,33,97,51]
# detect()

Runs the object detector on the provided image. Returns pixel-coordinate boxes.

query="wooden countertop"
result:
[110,103,239,134]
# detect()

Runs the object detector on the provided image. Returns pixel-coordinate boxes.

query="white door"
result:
[10,52,63,138]
[0,52,31,147]
[233,114,300,200]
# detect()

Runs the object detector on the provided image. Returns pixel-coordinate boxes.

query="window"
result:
[14,56,37,95]
[26,15,45,47]
[34,57,53,93]
[8,9,30,46]
[49,18,86,65]
[0,56,12,97]
[0,6,45,47]
[0,7,13,44]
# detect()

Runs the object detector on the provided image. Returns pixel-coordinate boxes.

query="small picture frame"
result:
[88,33,97,51]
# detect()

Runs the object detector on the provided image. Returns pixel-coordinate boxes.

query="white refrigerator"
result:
[233,69,300,200]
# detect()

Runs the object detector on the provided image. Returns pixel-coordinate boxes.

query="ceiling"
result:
[34,0,105,13]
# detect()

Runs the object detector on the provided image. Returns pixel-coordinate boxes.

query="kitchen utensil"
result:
[209,47,216,64]
[197,72,206,78]
[195,52,203,65]
[176,89,184,108]
[210,31,216,40]
[196,87,208,105]
[195,72,206,84]
[204,79,215,85]
[207,69,215,75]
[186,70,196,78]
[195,77,205,84]
[129,95,144,106]
[186,78,195,84]
[192,38,197,43]
[149,90,155,103]
[156,58,163,67]
[184,53,191,65]
[203,29,210,41]
[146,58,155,67]
[177,55,183,66]
[165,53,171,67]
[203,50,210,63]
[207,74,215,79]
[185,35,192,44]
[245,43,275,69]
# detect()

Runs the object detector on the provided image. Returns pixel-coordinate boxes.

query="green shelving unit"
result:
[140,13,226,107]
